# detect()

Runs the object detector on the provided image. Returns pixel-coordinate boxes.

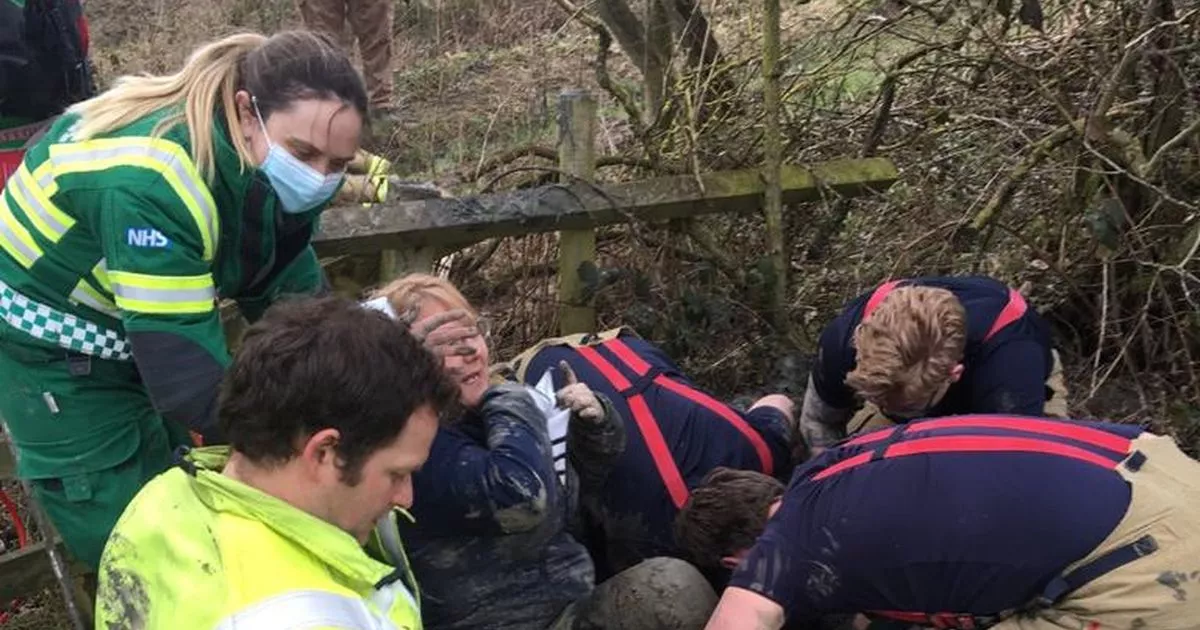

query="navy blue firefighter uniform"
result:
[730,416,1200,629]
[510,328,796,581]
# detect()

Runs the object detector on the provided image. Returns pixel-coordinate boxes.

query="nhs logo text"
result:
[126,228,170,248]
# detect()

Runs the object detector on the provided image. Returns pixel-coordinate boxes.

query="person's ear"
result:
[234,90,257,141]
[300,428,342,480]
[950,363,965,383]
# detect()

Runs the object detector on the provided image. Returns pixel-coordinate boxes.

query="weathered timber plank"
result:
[0,539,86,603]
[312,158,898,255]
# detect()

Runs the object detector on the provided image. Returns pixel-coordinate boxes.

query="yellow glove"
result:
[363,152,392,207]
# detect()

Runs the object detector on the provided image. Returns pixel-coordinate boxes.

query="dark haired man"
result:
[676,415,1200,630]
[94,295,459,629]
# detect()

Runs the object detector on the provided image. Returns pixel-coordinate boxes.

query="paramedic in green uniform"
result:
[0,30,368,570]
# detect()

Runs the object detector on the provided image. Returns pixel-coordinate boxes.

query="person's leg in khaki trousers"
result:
[297,0,393,112]
[347,0,395,113]
[1042,349,1070,418]
[297,0,351,49]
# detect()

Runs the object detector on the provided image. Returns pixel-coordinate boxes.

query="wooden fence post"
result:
[380,247,439,282]
[556,89,598,335]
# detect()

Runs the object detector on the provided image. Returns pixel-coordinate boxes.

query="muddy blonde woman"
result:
[365,274,718,630]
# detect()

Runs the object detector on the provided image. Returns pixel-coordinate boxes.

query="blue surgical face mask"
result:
[253,97,345,214]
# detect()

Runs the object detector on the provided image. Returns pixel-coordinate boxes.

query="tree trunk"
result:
[644,0,674,126]
[663,0,734,99]
[590,0,731,128]
[1145,0,1185,167]
[762,0,788,332]
[592,0,651,82]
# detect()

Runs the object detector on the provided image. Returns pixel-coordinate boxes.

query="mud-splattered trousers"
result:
[399,383,627,629]
[296,0,394,110]
[992,431,1200,630]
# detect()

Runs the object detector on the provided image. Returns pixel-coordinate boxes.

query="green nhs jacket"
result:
[0,107,329,443]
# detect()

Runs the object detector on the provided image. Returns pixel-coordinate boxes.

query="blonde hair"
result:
[67,30,366,182]
[373,273,478,319]
[846,285,966,410]
[375,274,505,388]
[68,33,266,181]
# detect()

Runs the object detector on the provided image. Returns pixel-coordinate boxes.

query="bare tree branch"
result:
[1145,116,1200,177]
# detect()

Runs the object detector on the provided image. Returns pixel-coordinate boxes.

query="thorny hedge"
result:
[446,0,1200,454]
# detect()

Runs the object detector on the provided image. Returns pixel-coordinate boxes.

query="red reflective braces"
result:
[812,434,1127,481]
[862,281,1028,344]
[575,344,691,508]
[0,150,21,189]
[603,338,775,476]
[862,279,903,319]
[986,288,1027,341]
[844,415,1133,455]
[77,15,90,55]
[870,611,990,629]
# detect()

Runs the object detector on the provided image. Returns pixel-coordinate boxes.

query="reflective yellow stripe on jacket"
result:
[68,260,119,317]
[215,589,406,630]
[0,195,43,268]
[48,137,220,261]
[6,162,72,245]
[107,270,216,315]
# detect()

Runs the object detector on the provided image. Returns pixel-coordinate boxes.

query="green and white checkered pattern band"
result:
[0,279,132,361]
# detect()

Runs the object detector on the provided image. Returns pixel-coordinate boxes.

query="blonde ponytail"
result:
[68,32,268,181]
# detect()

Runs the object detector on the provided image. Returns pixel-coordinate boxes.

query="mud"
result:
[565,556,717,630]
[95,533,148,630]
[1157,570,1197,602]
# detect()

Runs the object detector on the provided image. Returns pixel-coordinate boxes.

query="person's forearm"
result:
[129,330,226,444]
[473,384,559,531]
[705,588,785,630]
[567,394,627,489]
[799,377,851,449]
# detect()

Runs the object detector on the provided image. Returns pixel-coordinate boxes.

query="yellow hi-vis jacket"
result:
[95,447,422,629]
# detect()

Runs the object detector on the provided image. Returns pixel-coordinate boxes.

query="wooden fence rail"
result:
[311,158,899,257]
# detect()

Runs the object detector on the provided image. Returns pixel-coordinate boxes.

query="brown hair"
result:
[373,273,478,319]
[846,285,966,412]
[218,295,459,485]
[69,30,367,181]
[674,468,785,568]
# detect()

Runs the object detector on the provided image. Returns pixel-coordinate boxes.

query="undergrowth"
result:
[84,0,1200,446]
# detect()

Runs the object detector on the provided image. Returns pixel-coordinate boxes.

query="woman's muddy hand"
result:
[556,361,603,421]
[406,308,479,358]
